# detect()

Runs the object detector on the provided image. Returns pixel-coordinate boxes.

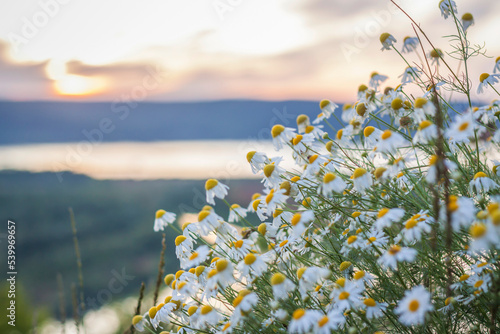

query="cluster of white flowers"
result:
[131,2,500,333]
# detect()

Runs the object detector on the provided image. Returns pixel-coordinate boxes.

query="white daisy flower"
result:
[378,245,417,270]
[469,172,499,193]
[351,168,373,193]
[228,204,247,223]
[340,234,365,255]
[231,290,259,323]
[175,235,194,260]
[313,311,345,333]
[428,48,444,66]
[262,162,286,189]
[236,252,269,278]
[291,210,315,236]
[399,66,422,84]
[197,208,223,236]
[205,179,229,205]
[329,280,364,312]
[425,155,457,184]
[271,273,295,300]
[271,124,296,150]
[377,130,406,154]
[395,285,434,326]
[477,73,500,94]
[469,222,500,252]
[213,258,235,288]
[380,33,397,51]
[402,36,419,53]
[413,120,438,144]
[246,151,268,174]
[288,309,322,334]
[447,195,476,231]
[412,97,436,122]
[399,214,432,242]
[304,124,326,139]
[461,13,474,31]
[439,0,457,19]
[374,208,405,230]
[302,154,329,178]
[446,112,476,144]
[319,172,347,197]
[182,245,211,269]
[466,274,492,293]
[296,114,310,133]
[132,314,147,332]
[229,238,254,261]
[363,126,384,149]
[154,209,176,232]
[251,198,268,221]
[197,305,221,328]
[362,298,388,319]
[369,72,388,90]
[364,229,389,250]
[352,270,375,287]
[264,188,288,213]
[318,99,338,120]
[298,266,331,296]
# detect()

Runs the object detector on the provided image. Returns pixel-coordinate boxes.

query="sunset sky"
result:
[1,0,500,102]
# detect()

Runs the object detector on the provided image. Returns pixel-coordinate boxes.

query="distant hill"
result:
[0,170,262,314]
[0,100,322,145]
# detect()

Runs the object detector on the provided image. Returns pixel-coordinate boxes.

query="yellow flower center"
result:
[458,122,469,132]
[201,305,213,315]
[271,273,285,285]
[347,235,358,244]
[391,98,403,110]
[491,210,500,226]
[195,266,205,277]
[271,125,285,138]
[246,151,256,163]
[205,179,218,190]
[374,167,387,179]
[291,213,302,226]
[319,99,330,109]
[414,97,428,109]
[323,172,336,184]
[340,261,352,271]
[244,253,257,265]
[189,252,199,261]
[459,274,469,282]
[132,315,143,325]
[292,135,303,146]
[258,223,267,235]
[292,309,306,320]
[462,13,473,21]
[216,259,229,272]
[377,208,390,218]
[279,240,288,247]
[352,168,367,179]
[405,219,418,229]
[148,306,158,319]
[263,164,275,178]
[480,73,490,83]
[367,237,377,244]
[474,280,484,289]
[474,172,487,180]
[297,114,308,125]
[198,210,211,222]
[305,125,314,134]
[318,315,329,327]
[252,199,261,211]
[419,120,432,130]
[309,155,319,164]
[356,103,367,116]
[364,126,375,137]
[408,300,420,312]
[470,224,487,239]
[336,129,343,140]
[381,130,392,140]
[336,277,346,287]
[364,298,376,307]
[222,322,231,331]
[338,291,350,300]
[389,245,401,255]
[379,32,391,43]
[155,210,166,218]
[175,235,187,246]
[354,271,365,280]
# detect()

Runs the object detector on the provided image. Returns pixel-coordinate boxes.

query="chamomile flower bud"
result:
[461,13,474,31]
[395,286,434,325]
[402,36,419,53]
[205,179,229,205]
[469,172,499,194]
[380,33,396,51]
[477,73,500,94]
[439,0,457,19]
[154,210,176,232]
[351,168,373,193]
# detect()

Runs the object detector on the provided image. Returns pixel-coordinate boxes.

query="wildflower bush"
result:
[131,1,500,333]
